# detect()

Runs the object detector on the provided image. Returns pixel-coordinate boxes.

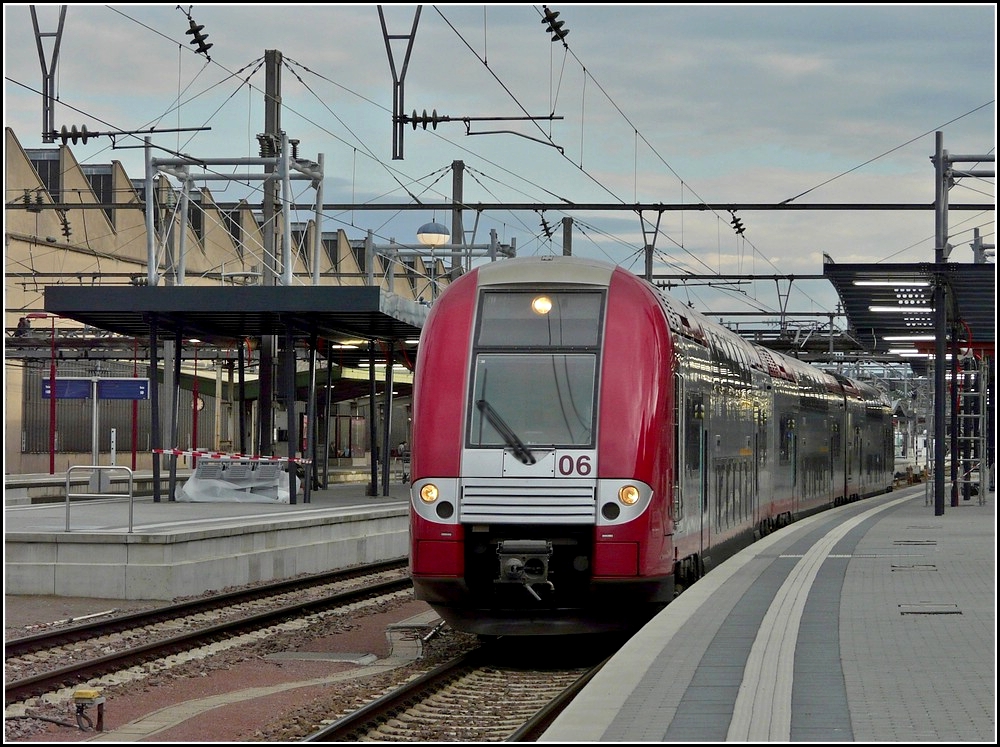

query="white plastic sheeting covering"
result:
[176,459,299,503]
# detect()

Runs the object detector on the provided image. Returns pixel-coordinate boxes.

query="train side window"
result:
[685,394,703,473]
[779,415,794,465]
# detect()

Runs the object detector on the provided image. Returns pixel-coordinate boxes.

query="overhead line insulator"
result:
[541,6,570,43]
[729,210,746,236]
[410,109,445,130]
[185,17,213,58]
[58,124,89,145]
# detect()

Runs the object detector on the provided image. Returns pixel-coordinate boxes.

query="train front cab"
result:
[409,258,678,635]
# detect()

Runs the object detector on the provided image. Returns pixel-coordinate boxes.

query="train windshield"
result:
[468,290,603,448]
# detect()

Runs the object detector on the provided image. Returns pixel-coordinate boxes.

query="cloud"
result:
[4,3,993,323]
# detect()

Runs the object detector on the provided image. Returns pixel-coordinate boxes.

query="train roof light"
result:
[531,295,553,315]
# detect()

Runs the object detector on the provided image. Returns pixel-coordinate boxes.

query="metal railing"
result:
[65,465,135,532]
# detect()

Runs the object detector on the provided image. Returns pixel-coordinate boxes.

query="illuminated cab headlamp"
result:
[419,483,440,503]
[531,295,553,315]
[618,485,640,506]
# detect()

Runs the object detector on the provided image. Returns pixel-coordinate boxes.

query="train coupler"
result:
[495,539,554,600]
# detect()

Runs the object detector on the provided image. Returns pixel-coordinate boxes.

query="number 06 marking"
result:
[558,454,592,476]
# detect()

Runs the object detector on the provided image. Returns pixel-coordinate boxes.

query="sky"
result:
[3,3,996,328]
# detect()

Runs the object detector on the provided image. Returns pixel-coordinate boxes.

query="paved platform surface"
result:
[540,482,996,743]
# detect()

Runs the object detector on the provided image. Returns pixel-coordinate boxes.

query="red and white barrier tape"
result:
[153,448,312,464]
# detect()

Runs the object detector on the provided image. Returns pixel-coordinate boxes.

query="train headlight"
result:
[419,483,439,503]
[598,479,651,526]
[618,485,640,506]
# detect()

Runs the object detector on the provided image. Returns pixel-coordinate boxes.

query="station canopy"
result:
[43,284,428,401]
[823,261,995,372]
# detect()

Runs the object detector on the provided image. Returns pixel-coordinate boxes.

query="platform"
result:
[540,482,996,743]
[4,471,410,600]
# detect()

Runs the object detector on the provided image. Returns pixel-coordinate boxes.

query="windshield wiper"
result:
[475,399,537,465]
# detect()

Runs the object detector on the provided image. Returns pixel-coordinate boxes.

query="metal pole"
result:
[932,131,948,516]
[144,138,159,286]
[950,332,960,507]
[259,48,281,458]
[281,132,293,286]
[322,345,333,489]
[238,340,247,455]
[177,177,190,285]
[306,333,318,500]
[90,377,99,466]
[382,341,394,496]
[451,160,464,278]
[191,343,199,468]
[367,340,379,496]
[49,316,56,475]
[312,153,324,286]
[284,326,297,505]
[150,317,161,502]
[132,338,139,471]
[169,331,182,501]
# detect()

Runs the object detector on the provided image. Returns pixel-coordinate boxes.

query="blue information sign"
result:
[41,378,91,399]
[42,378,150,400]
[98,378,150,400]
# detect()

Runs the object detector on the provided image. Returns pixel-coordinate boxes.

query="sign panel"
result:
[42,377,150,400]
[41,378,92,399]
[98,378,150,400]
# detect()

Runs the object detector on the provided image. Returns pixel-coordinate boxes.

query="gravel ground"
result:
[4,595,159,633]
[4,593,477,742]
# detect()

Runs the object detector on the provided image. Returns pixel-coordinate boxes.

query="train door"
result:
[753,405,764,528]
[778,412,797,514]
[852,425,864,500]
[830,419,839,503]
[791,417,799,514]
[673,373,684,533]
[676,372,708,559]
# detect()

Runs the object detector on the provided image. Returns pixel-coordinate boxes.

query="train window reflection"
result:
[469,353,596,447]
[476,291,603,347]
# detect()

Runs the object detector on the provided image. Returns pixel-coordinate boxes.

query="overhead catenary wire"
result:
[7,6,993,318]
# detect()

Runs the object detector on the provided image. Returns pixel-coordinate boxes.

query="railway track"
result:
[5,559,411,707]
[303,639,615,742]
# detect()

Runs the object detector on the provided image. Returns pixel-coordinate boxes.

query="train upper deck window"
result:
[475,290,604,348]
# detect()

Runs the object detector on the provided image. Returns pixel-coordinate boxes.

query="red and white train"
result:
[408,255,894,636]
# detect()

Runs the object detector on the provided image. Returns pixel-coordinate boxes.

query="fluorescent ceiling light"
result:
[883,335,937,341]
[869,306,932,313]
[853,280,931,287]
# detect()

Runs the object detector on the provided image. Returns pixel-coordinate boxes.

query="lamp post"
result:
[416,221,449,299]
[416,221,450,248]
[365,224,515,302]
